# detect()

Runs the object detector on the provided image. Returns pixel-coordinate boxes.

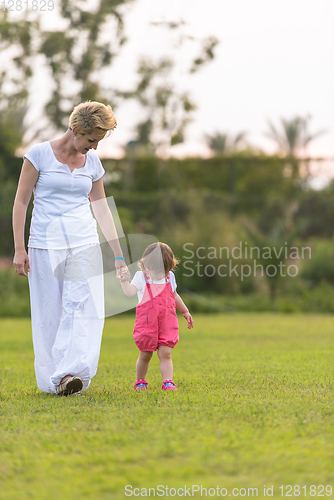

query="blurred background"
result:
[1,0,334,315]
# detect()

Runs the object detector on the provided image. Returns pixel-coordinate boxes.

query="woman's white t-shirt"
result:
[24,141,105,249]
[131,270,177,303]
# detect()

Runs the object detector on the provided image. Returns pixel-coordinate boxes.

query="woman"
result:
[12,101,127,396]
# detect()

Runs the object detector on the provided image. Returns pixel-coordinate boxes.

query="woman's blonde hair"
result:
[139,242,179,277]
[69,101,117,139]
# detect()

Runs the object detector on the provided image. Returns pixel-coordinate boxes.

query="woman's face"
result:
[72,126,104,155]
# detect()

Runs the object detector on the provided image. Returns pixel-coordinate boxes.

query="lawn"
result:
[0,314,334,500]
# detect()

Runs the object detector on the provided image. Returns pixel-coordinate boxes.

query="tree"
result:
[0,12,38,157]
[265,115,326,157]
[39,0,130,134]
[205,131,248,155]
[245,218,297,301]
[0,3,218,153]
[0,0,134,143]
[204,131,251,194]
[118,32,218,155]
[265,115,327,184]
[0,12,37,105]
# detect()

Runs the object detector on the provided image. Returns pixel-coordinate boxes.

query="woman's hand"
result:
[13,249,30,277]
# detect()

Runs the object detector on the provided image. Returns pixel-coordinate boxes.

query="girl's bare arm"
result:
[120,281,138,297]
[174,291,194,329]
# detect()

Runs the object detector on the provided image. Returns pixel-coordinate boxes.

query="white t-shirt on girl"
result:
[24,141,105,249]
[131,270,177,304]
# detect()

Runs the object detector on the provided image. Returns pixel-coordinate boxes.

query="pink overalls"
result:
[133,273,179,352]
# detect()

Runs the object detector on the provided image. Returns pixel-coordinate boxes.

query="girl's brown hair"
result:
[139,242,179,276]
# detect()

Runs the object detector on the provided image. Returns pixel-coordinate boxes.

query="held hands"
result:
[13,249,30,277]
[115,260,130,282]
[183,311,194,329]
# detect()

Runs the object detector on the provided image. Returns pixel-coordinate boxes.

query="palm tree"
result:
[266,115,326,157]
[206,131,248,154]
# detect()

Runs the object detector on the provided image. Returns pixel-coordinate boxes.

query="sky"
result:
[94,0,334,165]
[15,0,334,178]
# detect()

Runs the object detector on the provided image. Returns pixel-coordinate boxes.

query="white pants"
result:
[28,245,105,393]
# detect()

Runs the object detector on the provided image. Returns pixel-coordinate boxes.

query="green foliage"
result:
[190,36,219,73]
[182,283,334,314]
[300,239,334,286]
[1,152,334,311]
[0,156,22,183]
[4,267,334,316]
[0,14,37,153]
[0,12,37,81]
[244,214,299,300]
[40,31,74,59]
[1,315,334,499]
[38,0,130,131]
[0,269,30,317]
[0,178,32,255]
[0,0,131,138]
[0,0,218,148]
[294,189,334,239]
[118,56,198,152]
[104,154,297,196]
[117,32,218,150]
[0,107,26,161]
[296,282,334,313]
[0,15,30,160]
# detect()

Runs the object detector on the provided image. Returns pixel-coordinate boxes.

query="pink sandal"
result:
[134,379,148,390]
[162,379,178,391]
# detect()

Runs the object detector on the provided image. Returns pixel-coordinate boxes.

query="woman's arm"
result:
[89,178,129,279]
[12,159,39,276]
[89,178,123,256]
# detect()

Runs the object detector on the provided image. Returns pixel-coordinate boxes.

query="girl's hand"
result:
[115,260,130,282]
[13,249,30,277]
[119,268,131,282]
[183,311,194,329]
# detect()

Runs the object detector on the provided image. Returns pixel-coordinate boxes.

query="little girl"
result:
[120,242,193,391]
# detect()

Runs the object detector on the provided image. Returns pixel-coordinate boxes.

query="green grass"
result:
[1,314,334,499]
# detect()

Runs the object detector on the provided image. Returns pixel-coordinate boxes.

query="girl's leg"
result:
[136,351,153,380]
[157,345,173,381]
